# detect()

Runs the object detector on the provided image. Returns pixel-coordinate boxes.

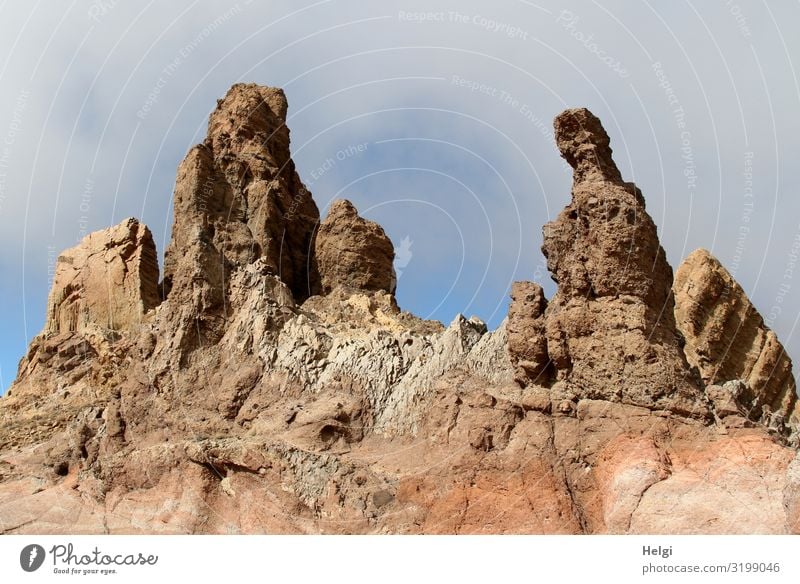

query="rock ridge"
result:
[0,91,797,535]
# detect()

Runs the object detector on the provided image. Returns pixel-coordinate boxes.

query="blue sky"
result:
[1,0,799,394]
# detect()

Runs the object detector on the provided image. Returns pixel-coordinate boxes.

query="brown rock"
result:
[541,108,706,416]
[1,94,798,536]
[314,199,396,295]
[45,217,159,334]
[674,248,799,425]
[162,83,320,304]
[507,281,551,385]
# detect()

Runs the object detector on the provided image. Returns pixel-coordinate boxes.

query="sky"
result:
[0,0,799,395]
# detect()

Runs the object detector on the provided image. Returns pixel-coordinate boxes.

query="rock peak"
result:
[162,83,320,307]
[3,86,799,537]
[554,107,623,184]
[315,199,397,296]
[535,108,706,415]
[327,198,358,218]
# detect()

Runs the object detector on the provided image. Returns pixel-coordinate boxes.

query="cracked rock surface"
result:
[0,89,797,534]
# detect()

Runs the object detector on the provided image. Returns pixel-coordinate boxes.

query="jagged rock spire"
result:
[162,83,321,306]
[510,107,707,416]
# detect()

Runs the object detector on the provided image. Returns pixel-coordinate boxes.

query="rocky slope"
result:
[0,87,798,534]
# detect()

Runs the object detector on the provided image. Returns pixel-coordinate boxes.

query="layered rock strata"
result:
[674,248,799,427]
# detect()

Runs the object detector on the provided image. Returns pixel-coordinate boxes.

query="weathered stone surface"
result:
[507,281,550,385]
[46,217,159,334]
[674,248,799,426]
[315,199,396,296]
[162,83,320,305]
[1,94,798,535]
[540,108,706,417]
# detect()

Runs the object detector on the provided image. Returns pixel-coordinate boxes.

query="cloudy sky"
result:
[0,0,798,394]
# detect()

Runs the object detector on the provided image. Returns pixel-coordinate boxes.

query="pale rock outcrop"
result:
[45,217,159,334]
[314,199,396,296]
[674,248,799,426]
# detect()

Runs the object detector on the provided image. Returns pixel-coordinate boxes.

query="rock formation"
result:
[45,218,159,334]
[674,248,800,427]
[506,281,550,385]
[162,83,321,308]
[0,89,797,535]
[536,108,706,417]
[314,199,396,296]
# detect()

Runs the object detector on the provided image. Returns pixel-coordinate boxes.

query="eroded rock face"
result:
[162,83,320,306]
[45,218,159,334]
[674,248,799,426]
[539,108,706,417]
[314,199,396,296]
[1,93,798,535]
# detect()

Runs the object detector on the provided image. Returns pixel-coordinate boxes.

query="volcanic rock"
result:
[674,248,799,426]
[0,91,798,535]
[507,281,551,385]
[45,217,159,334]
[162,83,320,306]
[539,108,706,416]
[314,199,396,296]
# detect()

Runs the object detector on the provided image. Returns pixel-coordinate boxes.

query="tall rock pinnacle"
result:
[514,108,707,415]
[162,83,321,308]
[3,90,799,536]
